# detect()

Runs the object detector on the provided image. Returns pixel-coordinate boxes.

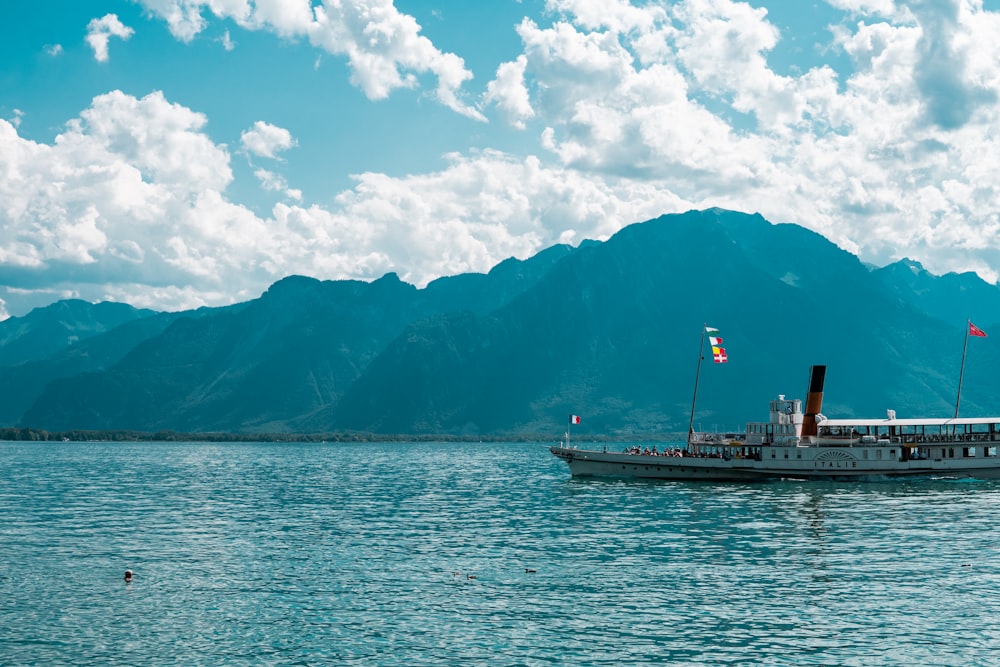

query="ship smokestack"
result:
[800,365,826,438]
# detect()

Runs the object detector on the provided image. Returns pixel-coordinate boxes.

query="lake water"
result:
[1,440,998,666]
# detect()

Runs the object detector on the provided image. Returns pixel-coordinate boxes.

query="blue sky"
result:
[3,0,1000,318]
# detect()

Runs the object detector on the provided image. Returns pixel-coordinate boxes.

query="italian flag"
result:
[569,415,581,424]
[706,326,723,347]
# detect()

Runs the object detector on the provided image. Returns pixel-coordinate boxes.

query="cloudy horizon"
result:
[3,0,1000,319]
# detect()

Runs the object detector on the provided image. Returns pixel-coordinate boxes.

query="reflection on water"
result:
[0,441,998,665]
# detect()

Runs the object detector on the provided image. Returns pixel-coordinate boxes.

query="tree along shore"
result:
[0,427,686,443]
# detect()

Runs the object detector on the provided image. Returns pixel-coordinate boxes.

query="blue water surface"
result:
[1,440,998,666]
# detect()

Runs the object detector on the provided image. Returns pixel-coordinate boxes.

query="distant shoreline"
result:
[0,427,686,443]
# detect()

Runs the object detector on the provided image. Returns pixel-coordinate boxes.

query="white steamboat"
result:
[551,364,1000,481]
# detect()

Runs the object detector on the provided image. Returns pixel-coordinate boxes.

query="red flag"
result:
[712,348,728,363]
[569,415,581,424]
[969,322,987,338]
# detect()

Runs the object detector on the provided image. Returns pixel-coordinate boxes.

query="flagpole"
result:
[687,325,707,446]
[567,414,572,449]
[955,320,971,418]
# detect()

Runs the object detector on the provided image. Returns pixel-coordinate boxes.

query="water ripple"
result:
[1,441,999,665]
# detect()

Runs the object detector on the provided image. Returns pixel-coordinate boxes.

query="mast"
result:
[955,321,971,418]
[687,325,707,445]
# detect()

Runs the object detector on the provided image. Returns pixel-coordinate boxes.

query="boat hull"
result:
[551,447,767,481]
[550,446,1000,481]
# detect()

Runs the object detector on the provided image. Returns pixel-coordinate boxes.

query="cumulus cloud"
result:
[0,91,242,310]
[255,168,303,201]
[825,0,906,19]
[9,1,1000,317]
[134,0,484,120]
[910,0,997,129]
[506,14,771,188]
[2,91,680,316]
[330,150,688,283]
[480,0,1000,282]
[485,55,535,129]
[86,14,135,62]
[547,0,667,34]
[240,121,297,159]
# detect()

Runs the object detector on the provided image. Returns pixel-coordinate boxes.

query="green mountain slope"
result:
[18,247,574,432]
[11,209,1000,435]
[0,299,157,366]
[333,209,983,434]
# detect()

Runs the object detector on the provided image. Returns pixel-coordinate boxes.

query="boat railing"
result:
[684,440,764,461]
[899,433,994,444]
[816,431,996,446]
[689,432,746,445]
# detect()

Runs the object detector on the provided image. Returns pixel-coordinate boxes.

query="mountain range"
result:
[4,208,1000,437]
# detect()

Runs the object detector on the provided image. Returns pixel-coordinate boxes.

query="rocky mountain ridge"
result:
[4,209,999,435]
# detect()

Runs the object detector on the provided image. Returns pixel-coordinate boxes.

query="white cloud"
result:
[135,0,485,120]
[671,0,792,127]
[546,0,667,33]
[86,14,135,62]
[0,90,693,314]
[478,0,1000,284]
[825,0,904,19]
[331,151,686,284]
[254,168,303,200]
[133,0,216,42]
[0,91,243,309]
[910,0,997,129]
[510,14,772,186]
[10,1,1000,316]
[484,55,534,129]
[308,0,485,120]
[240,121,297,159]
[45,44,63,57]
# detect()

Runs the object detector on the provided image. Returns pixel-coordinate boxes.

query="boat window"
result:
[877,449,882,460]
